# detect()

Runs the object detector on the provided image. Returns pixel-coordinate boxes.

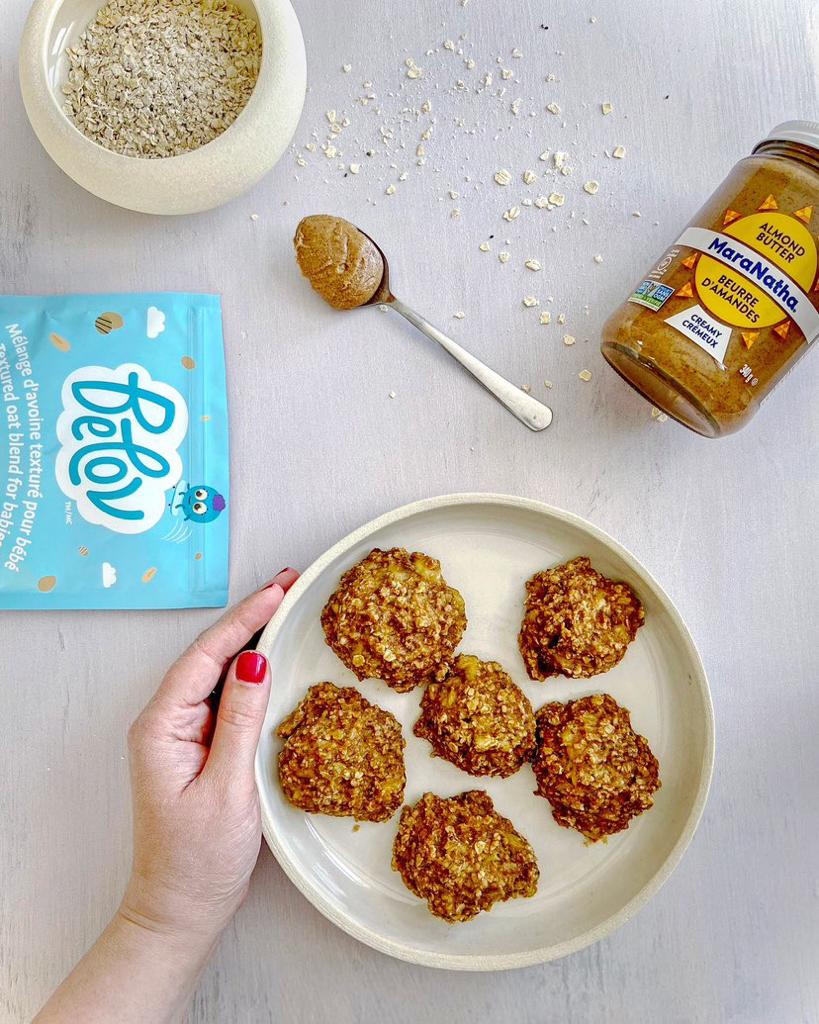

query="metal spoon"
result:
[360,229,552,432]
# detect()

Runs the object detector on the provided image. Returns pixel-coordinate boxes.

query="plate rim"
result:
[254,491,715,971]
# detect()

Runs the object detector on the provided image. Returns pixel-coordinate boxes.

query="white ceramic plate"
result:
[255,494,714,970]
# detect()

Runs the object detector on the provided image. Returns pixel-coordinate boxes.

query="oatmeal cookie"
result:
[532,693,660,842]
[414,654,536,778]
[518,557,644,680]
[321,547,467,692]
[392,791,539,923]
[276,682,406,822]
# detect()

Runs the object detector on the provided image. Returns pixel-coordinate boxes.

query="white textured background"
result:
[2,1,819,1022]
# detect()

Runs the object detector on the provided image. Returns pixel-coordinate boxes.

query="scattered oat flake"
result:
[651,406,668,422]
[349,163,360,174]
[399,171,408,181]
[324,145,337,158]
[503,206,521,221]
[539,150,550,162]
[602,101,613,115]
[593,254,604,263]
[534,196,549,209]
[548,192,565,206]
[546,102,561,115]
[521,382,531,393]
[512,47,523,58]
[499,251,511,263]
[250,212,259,220]
[522,170,536,184]
[579,369,592,381]
[525,259,542,271]
[501,69,514,80]
[523,296,539,307]
[385,184,396,195]
[479,242,490,252]
[494,168,512,185]
[563,334,576,346]
[449,189,460,199]
[407,66,422,79]
[543,380,554,389]
[296,156,307,167]
[557,313,566,324]
[326,110,337,123]
[539,311,551,325]
[443,39,456,51]
[454,311,466,319]
[510,99,522,116]
[421,99,432,112]
[613,145,626,159]
[389,390,397,399]
[584,181,599,195]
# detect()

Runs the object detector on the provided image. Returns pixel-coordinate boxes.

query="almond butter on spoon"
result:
[293,214,552,431]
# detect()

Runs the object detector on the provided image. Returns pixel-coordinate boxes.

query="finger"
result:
[157,569,298,707]
[206,650,271,778]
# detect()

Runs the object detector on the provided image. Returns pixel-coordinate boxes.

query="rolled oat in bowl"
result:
[62,0,262,158]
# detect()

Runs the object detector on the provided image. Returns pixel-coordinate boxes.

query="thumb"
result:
[207,648,271,779]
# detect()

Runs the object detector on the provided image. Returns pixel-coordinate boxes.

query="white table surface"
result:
[2,1,819,1021]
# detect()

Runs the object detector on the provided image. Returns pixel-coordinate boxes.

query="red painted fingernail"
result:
[236,651,267,684]
[264,568,297,589]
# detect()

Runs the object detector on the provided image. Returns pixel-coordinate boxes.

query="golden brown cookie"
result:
[321,547,467,692]
[392,791,539,923]
[532,693,660,842]
[414,654,536,778]
[294,214,384,309]
[276,682,406,822]
[518,557,644,680]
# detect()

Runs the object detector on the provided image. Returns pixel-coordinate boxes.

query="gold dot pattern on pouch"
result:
[50,332,71,352]
[95,312,124,334]
[37,576,57,593]
[141,567,158,583]
[181,356,196,370]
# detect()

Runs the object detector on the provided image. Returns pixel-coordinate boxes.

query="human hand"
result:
[120,568,299,951]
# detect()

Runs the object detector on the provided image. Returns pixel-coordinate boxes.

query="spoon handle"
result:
[388,298,552,432]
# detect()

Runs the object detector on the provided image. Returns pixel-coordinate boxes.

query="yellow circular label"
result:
[694,212,817,329]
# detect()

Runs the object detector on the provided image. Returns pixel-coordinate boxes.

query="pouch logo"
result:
[55,363,189,534]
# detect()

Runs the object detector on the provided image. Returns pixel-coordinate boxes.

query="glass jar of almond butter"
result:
[601,121,819,436]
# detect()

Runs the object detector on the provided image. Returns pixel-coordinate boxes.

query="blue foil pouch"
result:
[0,294,228,609]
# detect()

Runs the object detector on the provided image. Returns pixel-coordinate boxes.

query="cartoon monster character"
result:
[179,484,226,523]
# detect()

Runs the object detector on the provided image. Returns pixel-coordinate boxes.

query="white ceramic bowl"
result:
[255,493,715,971]
[19,0,306,214]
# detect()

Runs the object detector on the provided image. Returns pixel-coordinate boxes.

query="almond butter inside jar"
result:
[601,121,819,437]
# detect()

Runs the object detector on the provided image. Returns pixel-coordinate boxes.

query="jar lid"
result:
[755,120,819,153]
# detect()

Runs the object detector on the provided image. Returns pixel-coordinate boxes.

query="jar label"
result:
[674,222,819,341]
[663,304,732,363]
